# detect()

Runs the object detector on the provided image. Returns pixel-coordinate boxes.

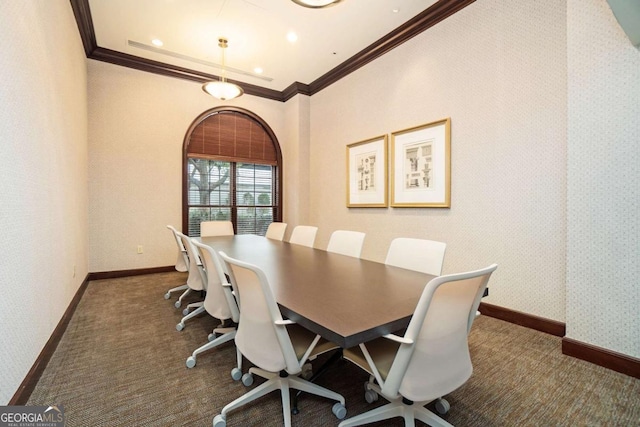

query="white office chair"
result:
[200,220,234,237]
[385,237,480,321]
[339,264,498,427]
[265,222,288,240]
[177,221,234,315]
[212,251,347,427]
[164,225,189,301]
[175,232,207,330]
[326,230,366,258]
[187,240,243,372]
[289,225,318,248]
[385,237,447,276]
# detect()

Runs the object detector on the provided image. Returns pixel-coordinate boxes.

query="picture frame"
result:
[346,135,388,207]
[390,118,451,207]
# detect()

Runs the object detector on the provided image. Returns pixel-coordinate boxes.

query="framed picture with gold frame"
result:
[346,135,388,207]
[390,118,451,207]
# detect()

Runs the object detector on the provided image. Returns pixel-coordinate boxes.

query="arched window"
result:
[182,107,283,236]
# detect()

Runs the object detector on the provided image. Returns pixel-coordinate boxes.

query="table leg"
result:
[292,349,343,415]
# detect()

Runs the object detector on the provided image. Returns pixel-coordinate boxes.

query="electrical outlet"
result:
[137,245,143,254]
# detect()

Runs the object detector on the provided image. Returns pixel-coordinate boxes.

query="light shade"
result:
[291,0,342,8]
[202,37,244,101]
[202,81,244,101]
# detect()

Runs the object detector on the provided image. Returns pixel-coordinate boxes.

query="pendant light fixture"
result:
[202,37,244,101]
[291,0,342,8]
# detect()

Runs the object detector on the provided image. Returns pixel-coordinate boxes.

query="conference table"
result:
[197,234,435,348]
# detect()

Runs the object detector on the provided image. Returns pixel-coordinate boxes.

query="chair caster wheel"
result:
[186,356,196,368]
[182,308,190,316]
[364,390,378,403]
[332,402,347,420]
[231,368,242,381]
[176,323,184,331]
[241,373,254,386]
[164,292,171,300]
[212,414,226,427]
[435,398,450,415]
[301,363,313,380]
[174,300,181,309]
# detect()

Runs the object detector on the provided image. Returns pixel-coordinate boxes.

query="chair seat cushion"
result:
[287,324,339,360]
[343,338,400,381]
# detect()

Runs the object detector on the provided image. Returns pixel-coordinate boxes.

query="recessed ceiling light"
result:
[254,67,263,74]
[287,31,298,43]
[151,39,163,47]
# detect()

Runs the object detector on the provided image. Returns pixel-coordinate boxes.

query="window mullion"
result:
[230,162,237,233]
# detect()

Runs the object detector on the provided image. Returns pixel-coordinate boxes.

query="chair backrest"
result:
[176,231,205,291]
[326,230,366,258]
[289,225,318,248]
[384,237,447,276]
[192,241,238,323]
[218,251,301,374]
[167,225,188,272]
[265,222,288,241]
[200,220,234,237]
[381,264,497,402]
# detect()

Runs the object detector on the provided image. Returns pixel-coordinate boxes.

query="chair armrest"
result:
[382,333,413,345]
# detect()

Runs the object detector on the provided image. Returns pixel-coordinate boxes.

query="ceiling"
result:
[74,0,474,100]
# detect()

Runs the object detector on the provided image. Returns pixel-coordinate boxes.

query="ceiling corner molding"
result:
[70,0,473,101]
[69,0,97,56]
[282,82,312,101]
[309,0,476,94]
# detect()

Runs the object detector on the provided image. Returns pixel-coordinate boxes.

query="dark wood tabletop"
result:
[198,234,434,348]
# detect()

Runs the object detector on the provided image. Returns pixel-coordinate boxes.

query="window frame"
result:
[182,107,283,235]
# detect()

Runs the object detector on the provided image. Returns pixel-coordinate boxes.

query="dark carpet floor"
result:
[27,272,640,426]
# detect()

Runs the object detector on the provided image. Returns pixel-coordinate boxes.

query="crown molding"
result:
[70,0,475,102]
[89,47,283,101]
[282,82,312,101]
[309,0,476,94]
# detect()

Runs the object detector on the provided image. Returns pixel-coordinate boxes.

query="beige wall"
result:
[282,95,312,238]
[566,0,640,357]
[309,0,568,322]
[88,61,288,272]
[0,0,89,403]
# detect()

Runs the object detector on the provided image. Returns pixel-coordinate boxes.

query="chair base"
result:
[182,300,204,316]
[174,287,192,308]
[186,329,236,368]
[214,368,345,427]
[164,283,188,300]
[338,379,452,427]
[338,400,453,427]
[176,305,205,331]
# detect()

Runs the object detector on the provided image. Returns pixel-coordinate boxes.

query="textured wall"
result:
[567,0,640,357]
[282,95,312,239]
[0,0,88,404]
[88,61,287,272]
[308,0,568,321]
